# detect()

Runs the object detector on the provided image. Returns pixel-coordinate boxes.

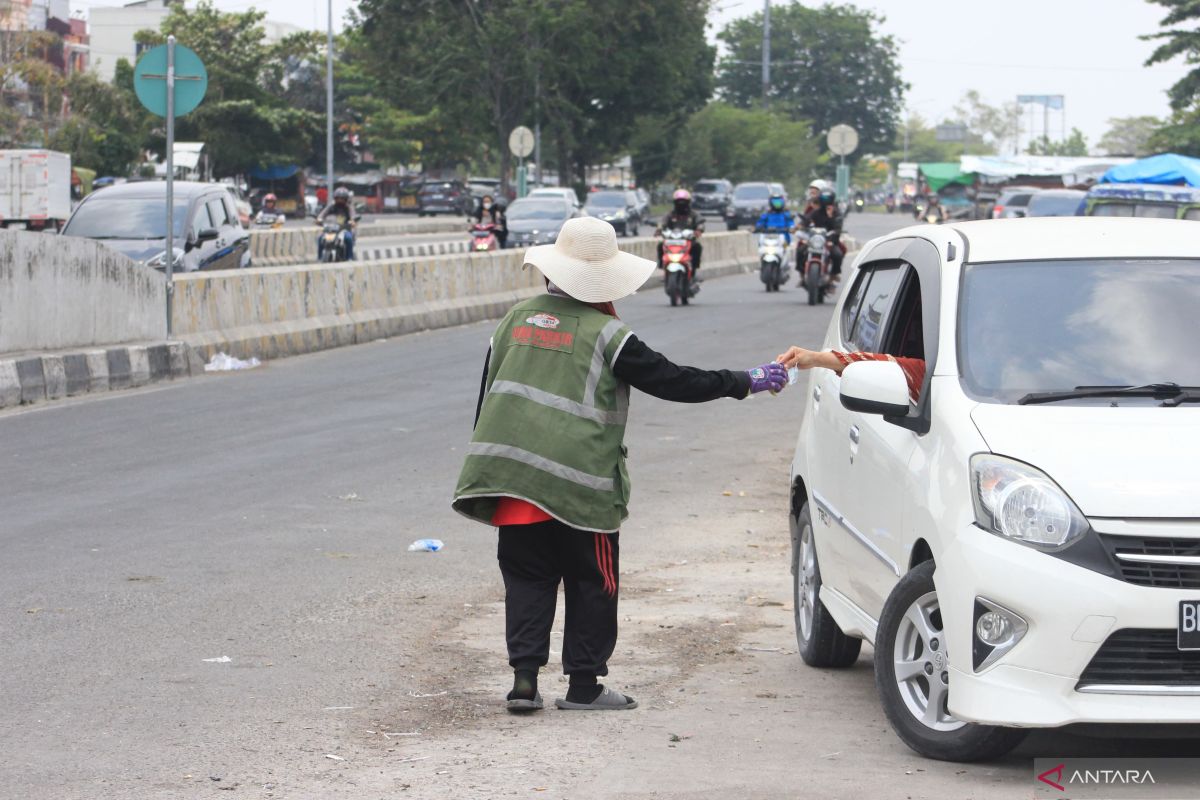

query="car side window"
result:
[846,265,903,353]
[207,197,230,227]
[839,269,871,342]
[191,202,213,239]
[222,196,240,227]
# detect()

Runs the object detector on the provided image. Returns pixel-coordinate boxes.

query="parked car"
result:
[467,177,502,201]
[1025,189,1086,217]
[417,180,472,216]
[528,186,581,211]
[990,186,1041,219]
[62,181,251,271]
[1082,183,1200,220]
[583,189,642,236]
[504,198,577,247]
[692,178,733,216]
[788,216,1200,762]
[726,181,777,230]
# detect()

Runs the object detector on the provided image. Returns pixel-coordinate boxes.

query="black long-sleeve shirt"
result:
[474,333,750,424]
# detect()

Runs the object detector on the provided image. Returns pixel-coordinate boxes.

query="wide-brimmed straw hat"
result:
[524,217,655,303]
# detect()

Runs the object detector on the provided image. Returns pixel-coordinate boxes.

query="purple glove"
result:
[747,362,789,394]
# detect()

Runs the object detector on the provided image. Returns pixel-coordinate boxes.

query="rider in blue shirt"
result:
[754,194,796,242]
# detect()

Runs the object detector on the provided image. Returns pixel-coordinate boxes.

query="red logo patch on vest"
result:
[525,313,561,329]
[510,311,579,353]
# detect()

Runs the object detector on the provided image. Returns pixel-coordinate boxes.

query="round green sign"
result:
[133,43,208,118]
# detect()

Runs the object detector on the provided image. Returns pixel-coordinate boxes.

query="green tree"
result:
[950,90,1019,154]
[888,114,964,164]
[715,2,906,155]
[1141,1,1200,156]
[135,1,324,175]
[50,71,145,175]
[1026,127,1088,156]
[672,102,820,195]
[0,30,65,147]
[1097,115,1162,156]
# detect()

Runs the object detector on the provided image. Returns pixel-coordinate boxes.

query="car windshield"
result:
[1002,193,1033,207]
[63,197,190,239]
[507,200,569,220]
[586,192,625,208]
[959,259,1200,403]
[734,184,769,200]
[1028,193,1084,217]
[421,183,455,193]
[695,182,722,193]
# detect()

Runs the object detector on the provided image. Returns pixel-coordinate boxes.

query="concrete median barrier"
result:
[174,231,759,362]
[250,217,468,266]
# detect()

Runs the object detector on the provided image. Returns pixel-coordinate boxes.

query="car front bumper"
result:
[938,523,1200,727]
[726,206,764,224]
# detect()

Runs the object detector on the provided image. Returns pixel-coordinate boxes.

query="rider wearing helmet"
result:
[473,194,508,248]
[801,188,845,281]
[656,189,705,273]
[918,192,947,222]
[803,179,832,217]
[754,193,796,243]
[254,193,279,223]
[316,187,357,260]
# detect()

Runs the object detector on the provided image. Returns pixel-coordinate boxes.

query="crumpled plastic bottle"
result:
[407,538,444,552]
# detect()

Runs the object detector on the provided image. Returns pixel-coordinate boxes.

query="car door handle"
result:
[812,385,821,403]
[849,426,860,445]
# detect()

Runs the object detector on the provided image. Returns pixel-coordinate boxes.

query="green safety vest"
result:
[453,294,634,533]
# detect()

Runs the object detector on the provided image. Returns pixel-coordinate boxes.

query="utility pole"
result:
[325,0,334,204]
[534,63,542,187]
[761,0,770,109]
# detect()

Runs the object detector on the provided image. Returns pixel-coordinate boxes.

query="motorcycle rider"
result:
[917,193,948,222]
[754,193,796,243]
[656,189,704,274]
[254,193,280,224]
[473,194,508,249]
[802,179,831,217]
[316,187,356,261]
[801,188,845,283]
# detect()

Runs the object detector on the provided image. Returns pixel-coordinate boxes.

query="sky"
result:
[70,0,1186,153]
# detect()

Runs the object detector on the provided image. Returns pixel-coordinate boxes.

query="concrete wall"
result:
[175,232,757,361]
[0,230,166,355]
[250,217,467,266]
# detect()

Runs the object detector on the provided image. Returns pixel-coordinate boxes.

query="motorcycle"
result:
[660,228,697,307]
[755,230,792,292]
[255,211,285,229]
[853,196,865,213]
[470,222,500,251]
[799,227,835,306]
[923,211,944,225]
[884,196,896,214]
[319,221,351,263]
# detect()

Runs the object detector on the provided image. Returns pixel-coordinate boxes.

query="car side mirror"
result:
[839,360,910,417]
[195,227,219,244]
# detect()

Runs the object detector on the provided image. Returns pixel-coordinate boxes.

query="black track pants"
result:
[497,520,619,677]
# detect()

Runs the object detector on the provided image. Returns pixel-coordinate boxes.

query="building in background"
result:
[88,0,304,82]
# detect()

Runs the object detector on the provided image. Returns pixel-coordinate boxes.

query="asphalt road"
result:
[9,213,1183,799]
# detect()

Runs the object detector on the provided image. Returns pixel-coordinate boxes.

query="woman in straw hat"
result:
[453,216,789,713]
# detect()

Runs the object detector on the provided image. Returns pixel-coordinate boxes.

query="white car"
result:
[528,186,581,210]
[789,217,1200,762]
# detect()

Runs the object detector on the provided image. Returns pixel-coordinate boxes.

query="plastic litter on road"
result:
[324,754,345,761]
[202,656,232,663]
[407,539,444,552]
[204,352,262,372]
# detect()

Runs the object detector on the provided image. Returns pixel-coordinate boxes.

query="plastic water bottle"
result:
[407,538,444,552]
[771,367,802,396]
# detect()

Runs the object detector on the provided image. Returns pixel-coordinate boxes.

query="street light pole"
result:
[325,0,334,202]
[761,0,770,109]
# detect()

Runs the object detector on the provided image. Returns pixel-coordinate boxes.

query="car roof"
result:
[940,217,1200,263]
[1030,188,1085,197]
[1085,182,1200,203]
[87,181,223,200]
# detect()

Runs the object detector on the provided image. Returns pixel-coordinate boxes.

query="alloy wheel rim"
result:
[797,522,817,640]
[893,591,966,732]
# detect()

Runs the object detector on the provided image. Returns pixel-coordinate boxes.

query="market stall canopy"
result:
[1099,153,1200,187]
[172,142,205,171]
[249,164,300,180]
[960,155,1133,185]
[919,162,974,191]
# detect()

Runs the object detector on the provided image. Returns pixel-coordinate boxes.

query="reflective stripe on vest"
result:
[490,380,627,425]
[467,442,616,492]
[583,319,627,406]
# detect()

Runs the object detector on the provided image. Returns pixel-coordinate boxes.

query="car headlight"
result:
[147,247,185,269]
[970,453,1088,550]
[612,210,626,220]
[809,233,826,250]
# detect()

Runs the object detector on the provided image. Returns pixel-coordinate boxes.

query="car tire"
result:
[726,221,738,231]
[794,503,862,668]
[874,561,1027,762]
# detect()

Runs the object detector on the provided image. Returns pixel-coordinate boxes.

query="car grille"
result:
[1099,534,1200,589]
[1077,629,1200,689]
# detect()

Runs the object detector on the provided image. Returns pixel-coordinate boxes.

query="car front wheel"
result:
[874,561,1026,762]
[794,503,862,668]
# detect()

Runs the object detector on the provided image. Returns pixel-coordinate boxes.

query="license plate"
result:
[1179,600,1200,650]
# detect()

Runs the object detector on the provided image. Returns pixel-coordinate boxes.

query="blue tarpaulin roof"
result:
[248,164,300,180]
[1099,153,1200,187]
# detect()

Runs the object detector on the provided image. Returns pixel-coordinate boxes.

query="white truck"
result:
[0,149,72,232]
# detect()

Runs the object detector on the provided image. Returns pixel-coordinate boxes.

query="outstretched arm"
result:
[776,347,925,403]
[614,335,786,401]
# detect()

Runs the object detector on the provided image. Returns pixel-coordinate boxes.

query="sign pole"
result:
[165,35,176,338]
